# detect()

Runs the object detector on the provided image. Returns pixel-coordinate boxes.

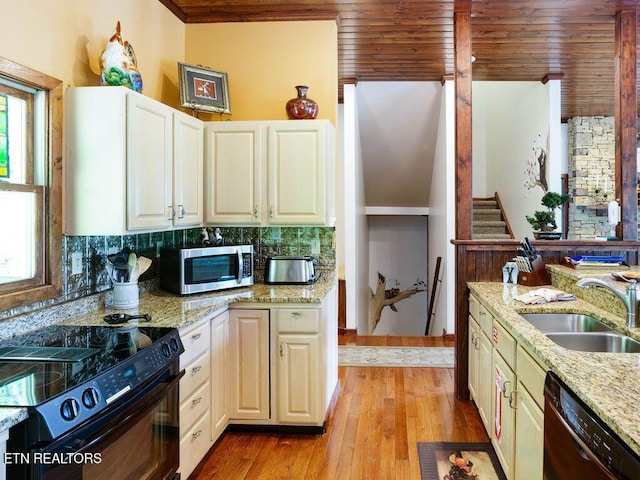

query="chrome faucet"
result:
[576,277,639,328]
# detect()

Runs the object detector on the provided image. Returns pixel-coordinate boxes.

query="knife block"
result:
[519,256,551,286]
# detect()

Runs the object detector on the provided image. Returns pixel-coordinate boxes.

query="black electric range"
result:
[0,324,183,440]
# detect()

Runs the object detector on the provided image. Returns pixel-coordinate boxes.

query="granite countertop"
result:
[0,273,337,435]
[57,273,337,330]
[468,277,640,456]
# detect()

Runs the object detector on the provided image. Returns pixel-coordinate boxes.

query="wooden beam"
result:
[615,9,637,240]
[454,11,472,241]
[454,10,472,401]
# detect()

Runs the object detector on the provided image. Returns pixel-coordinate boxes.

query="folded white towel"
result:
[608,200,619,225]
[515,288,576,305]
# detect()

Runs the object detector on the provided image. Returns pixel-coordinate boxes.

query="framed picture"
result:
[178,62,231,114]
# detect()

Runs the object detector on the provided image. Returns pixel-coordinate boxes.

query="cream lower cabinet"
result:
[514,346,545,480]
[178,316,212,479]
[468,295,493,432]
[204,120,335,226]
[276,286,338,427]
[228,309,270,421]
[492,349,516,479]
[276,310,322,425]
[469,295,546,480]
[211,310,230,441]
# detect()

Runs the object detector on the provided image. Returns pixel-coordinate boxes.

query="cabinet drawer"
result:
[180,351,211,403]
[179,411,212,479]
[492,320,516,369]
[180,320,210,368]
[469,295,480,321]
[477,304,493,336]
[517,346,546,410]
[180,379,211,437]
[277,309,319,333]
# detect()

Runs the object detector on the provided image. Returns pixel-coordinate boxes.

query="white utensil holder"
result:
[113,282,139,309]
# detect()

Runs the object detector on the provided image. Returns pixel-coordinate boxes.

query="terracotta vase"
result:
[286,85,318,120]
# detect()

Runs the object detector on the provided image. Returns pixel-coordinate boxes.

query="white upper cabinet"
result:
[173,111,204,227]
[266,121,333,225]
[204,122,263,224]
[125,91,173,231]
[204,120,335,226]
[65,87,203,235]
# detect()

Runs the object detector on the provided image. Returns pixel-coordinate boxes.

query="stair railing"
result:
[493,191,515,238]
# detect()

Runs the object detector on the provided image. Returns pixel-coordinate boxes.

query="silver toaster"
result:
[264,256,318,285]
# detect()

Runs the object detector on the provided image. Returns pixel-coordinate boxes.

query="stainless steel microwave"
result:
[160,245,254,295]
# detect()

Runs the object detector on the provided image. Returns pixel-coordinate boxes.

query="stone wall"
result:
[567,117,616,238]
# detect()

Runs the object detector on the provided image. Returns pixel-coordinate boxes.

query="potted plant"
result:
[526,191,571,239]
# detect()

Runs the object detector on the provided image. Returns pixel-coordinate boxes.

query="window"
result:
[0,57,62,310]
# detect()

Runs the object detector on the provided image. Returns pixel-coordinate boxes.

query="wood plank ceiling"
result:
[160,0,639,120]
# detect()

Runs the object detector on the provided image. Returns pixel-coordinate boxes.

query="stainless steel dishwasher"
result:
[543,371,640,480]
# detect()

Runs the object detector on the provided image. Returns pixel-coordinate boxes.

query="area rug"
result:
[338,346,454,368]
[417,442,506,480]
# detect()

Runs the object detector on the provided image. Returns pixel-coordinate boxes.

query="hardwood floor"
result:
[190,336,487,479]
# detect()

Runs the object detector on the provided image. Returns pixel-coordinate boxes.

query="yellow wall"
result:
[0,0,185,106]
[0,4,337,122]
[185,21,338,125]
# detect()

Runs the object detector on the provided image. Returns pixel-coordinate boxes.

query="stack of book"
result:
[565,255,627,269]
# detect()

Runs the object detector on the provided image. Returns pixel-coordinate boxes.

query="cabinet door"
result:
[266,121,327,224]
[204,122,263,224]
[173,112,204,227]
[211,310,229,441]
[492,352,516,480]
[514,383,544,480]
[229,309,270,420]
[277,334,321,424]
[126,93,173,230]
[468,316,480,401]
[477,331,493,431]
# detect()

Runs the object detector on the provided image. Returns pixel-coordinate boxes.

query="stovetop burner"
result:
[0,324,183,441]
[0,325,178,408]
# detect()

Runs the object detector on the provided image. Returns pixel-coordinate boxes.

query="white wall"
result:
[342,85,370,333]
[336,107,345,270]
[368,216,429,335]
[473,81,560,238]
[356,82,441,207]
[428,80,456,335]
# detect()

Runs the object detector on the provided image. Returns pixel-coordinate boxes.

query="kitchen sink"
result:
[519,312,613,333]
[519,312,640,353]
[545,332,640,353]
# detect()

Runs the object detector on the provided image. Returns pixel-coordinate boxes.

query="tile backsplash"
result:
[1,226,335,320]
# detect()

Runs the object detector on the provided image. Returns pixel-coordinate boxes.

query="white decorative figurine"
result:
[100,21,143,92]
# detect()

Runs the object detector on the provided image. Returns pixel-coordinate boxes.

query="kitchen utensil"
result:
[106,262,117,283]
[103,313,152,324]
[127,252,137,281]
[129,262,140,283]
[523,237,537,260]
[136,256,152,277]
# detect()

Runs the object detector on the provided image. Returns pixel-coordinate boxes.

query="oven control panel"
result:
[33,329,184,440]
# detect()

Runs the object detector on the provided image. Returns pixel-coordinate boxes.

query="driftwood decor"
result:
[369,272,427,333]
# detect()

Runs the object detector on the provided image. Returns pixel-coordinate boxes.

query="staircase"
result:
[473,193,514,240]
